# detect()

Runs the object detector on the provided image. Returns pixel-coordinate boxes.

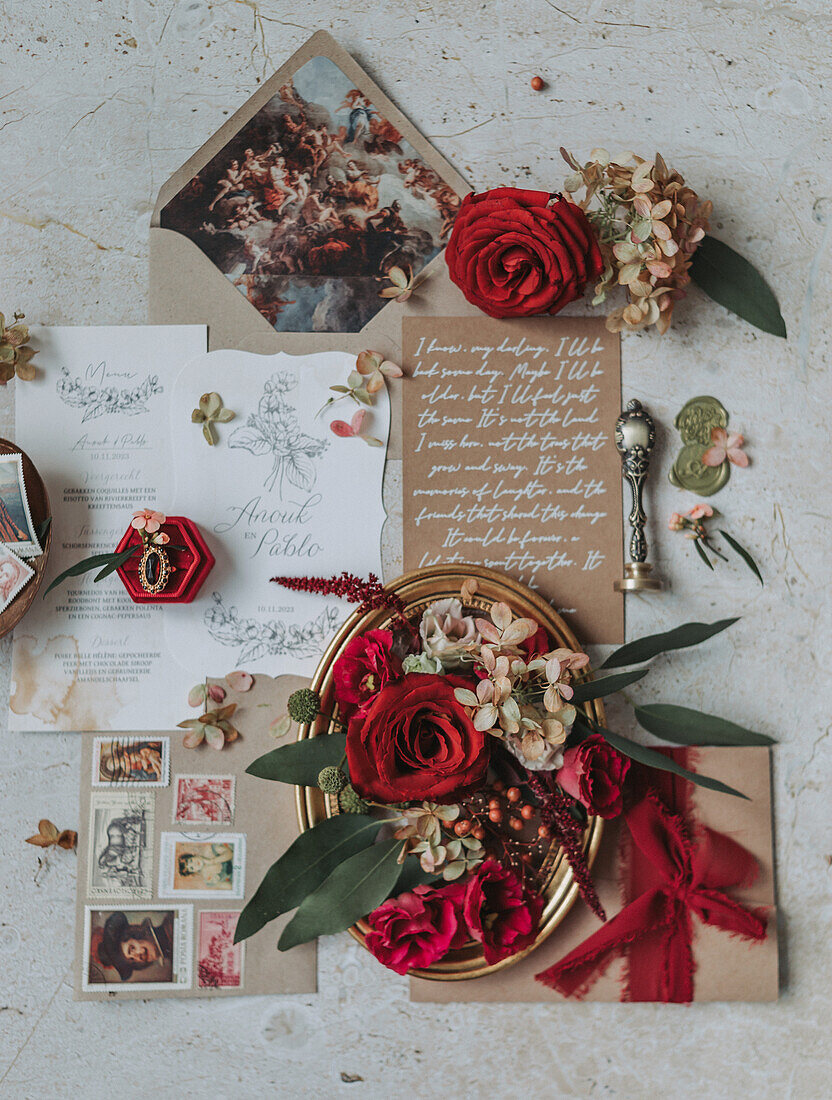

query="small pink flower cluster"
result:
[131,509,170,545]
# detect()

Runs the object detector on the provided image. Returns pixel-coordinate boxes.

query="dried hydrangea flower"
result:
[378,264,428,302]
[192,391,235,445]
[0,311,36,384]
[562,148,712,334]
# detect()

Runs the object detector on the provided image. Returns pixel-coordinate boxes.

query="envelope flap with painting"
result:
[151,29,469,345]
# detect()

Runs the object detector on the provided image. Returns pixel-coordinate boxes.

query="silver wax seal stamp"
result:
[613,398,662,592]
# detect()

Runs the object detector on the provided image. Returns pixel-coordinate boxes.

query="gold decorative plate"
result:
[294,564,604,981]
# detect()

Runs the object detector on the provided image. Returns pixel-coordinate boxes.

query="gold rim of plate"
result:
[294,564,604,981]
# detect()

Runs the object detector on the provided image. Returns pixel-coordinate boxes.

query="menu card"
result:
[401,316,623,643]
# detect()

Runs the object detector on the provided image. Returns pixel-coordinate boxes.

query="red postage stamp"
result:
[197,910,244,989]
[173,775,235,825]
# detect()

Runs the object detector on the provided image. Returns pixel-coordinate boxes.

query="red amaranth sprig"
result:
[271,571,418,639]
[526,773,607,922]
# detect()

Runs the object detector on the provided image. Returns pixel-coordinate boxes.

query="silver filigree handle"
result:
[614,399,657,565]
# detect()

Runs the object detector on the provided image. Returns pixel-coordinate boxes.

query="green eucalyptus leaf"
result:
[719,529,763,586]
[35,515,52,543]
[246,733,348,786]
[571,667,650,703]
[234,815,382,943]
[590,720,748,799]
[278,839,402,950]
[634,703,774,747]
[690,235,787,338]
[601,618,738,669]
[44,547,138,596]
[693,538,715,570]
[393,856,439,894]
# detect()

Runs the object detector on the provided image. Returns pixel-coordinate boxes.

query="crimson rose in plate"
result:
[463,859,543,966]
[346,673,489,803]
[557,734,630,819]
[365,881,468,974]
[445,188,603,318]
[333,628,402,715]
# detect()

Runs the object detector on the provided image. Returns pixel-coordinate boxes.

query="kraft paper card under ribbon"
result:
[73,674,317,1001]
[402,315,624,644]
[410,746,778,1004]
[149,29,473,463]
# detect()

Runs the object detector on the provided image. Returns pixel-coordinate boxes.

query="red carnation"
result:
[445,188,603,319]
[463,859,543,966]
[557,734,630,819]
[333,628,402,716]
[365,882,468,975]
[346,673,489,804]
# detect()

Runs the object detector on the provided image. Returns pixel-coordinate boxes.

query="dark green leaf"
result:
[601,618,738,669]
[693,538,715,571]
[35,515,52,543]
[43,547,138,596]
[720,529,764,586]
[394,857,439,893]
[93,546,137,583]
[278,840,403,950]
[634,703,774,747]
[597,723,748,799]
[234,815,381,943]
[571,667,650,703]
[246,733,348,786]
[690,235,787,338]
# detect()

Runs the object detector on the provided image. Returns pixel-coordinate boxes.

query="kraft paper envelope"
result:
[74,674,317,1001]
[410,747,778,1003]
[149,29,474,461]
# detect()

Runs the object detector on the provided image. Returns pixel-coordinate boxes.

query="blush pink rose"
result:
[557,734,630,819]
[463,860,543,966]
[365,882,468,975]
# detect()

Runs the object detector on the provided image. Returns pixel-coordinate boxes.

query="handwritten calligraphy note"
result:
[402,316,623,644]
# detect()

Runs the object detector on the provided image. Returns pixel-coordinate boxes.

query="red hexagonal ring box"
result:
[115,516,215,604]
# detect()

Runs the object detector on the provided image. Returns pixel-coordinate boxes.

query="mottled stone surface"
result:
[0,2,830,1097]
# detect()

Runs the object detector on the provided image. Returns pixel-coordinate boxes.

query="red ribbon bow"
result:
[536,791,768,1002]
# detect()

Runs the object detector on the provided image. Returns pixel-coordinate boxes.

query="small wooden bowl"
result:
[0,438,52,639]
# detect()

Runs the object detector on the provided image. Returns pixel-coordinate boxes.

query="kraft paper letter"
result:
[401,315,624,644]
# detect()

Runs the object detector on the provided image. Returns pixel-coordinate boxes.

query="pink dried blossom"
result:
[702,428,748,468]
[131,508,166,534]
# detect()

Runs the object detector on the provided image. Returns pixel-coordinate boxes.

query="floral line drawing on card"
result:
[56,367,163,422]
[227,371,328,497]
[204,591,341,663]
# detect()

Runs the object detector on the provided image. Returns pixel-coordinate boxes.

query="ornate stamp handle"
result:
[613,400,661,592]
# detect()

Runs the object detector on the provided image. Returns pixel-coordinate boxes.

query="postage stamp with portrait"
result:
[158,831,246,900]
[82,905,193,992]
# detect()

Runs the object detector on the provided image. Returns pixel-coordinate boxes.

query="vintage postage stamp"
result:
[173,774,236,826]
[82,905,193,992]
[0,543,35,613]
[0,453,41,558]
[197,910,245,989]
[87,789,155,899]
[158,832,246,900]
[92,736,170,787]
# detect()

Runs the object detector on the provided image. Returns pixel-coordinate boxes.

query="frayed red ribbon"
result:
[535,785,768,1002]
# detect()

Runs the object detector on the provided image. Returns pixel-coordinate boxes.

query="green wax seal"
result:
[669,395,731,496]
[669,442,730,495]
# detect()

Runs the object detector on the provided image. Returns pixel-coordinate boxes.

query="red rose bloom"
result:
[557,734,630,819]
[521,623,550,662]
[463,860,543,966]
[445,188,603,319]
[346,673,489,803]
[365,882,468,975]
[333,628,402,715]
